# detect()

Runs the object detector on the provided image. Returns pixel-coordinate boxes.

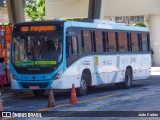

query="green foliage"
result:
[134,22,146,27]
[24,0,45,21]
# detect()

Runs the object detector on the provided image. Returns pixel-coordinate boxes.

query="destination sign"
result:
[21,26,55,32]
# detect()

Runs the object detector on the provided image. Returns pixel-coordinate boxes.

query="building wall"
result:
[105,0,160,16]
[0,7,9,23]
[46,0,160,18]
[45,0,160,66]
[45,0,89,19]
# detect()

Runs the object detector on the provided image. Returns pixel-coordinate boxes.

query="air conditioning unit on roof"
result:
[94,19,126,26]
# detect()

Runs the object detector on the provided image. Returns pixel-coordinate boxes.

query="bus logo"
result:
[2,112,12,118]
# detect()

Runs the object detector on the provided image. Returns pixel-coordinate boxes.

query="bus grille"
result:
[20,82,49,89]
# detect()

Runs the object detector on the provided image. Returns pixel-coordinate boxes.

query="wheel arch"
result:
[126,66,133,79]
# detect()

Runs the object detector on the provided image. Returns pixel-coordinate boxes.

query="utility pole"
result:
[88,0,105,19]
[6,0,25,24]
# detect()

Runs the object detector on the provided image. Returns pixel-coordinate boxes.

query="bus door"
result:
[130,33,142,80]
[140,33,150,79]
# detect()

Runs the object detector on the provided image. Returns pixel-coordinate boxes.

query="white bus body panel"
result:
[51,54,151,89]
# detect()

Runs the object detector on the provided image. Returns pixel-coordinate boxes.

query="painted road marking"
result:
[4,93,121,119]
[36,93,121,112]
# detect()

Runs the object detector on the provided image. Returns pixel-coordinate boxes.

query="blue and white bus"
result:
[10,19,151,96]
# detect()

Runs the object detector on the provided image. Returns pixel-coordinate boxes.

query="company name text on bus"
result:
[21,26,55,32]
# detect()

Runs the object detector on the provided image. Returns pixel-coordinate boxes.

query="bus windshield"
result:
[12,34,63,67]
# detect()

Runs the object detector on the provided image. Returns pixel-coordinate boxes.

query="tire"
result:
[123,68,132,88]
[78,74,88,96]
[32,90,45,96]
[115,83,123,89]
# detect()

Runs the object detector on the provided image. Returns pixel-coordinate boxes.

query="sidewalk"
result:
[151,67,160,75]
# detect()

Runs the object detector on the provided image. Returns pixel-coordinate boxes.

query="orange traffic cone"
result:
[0,92,3,111]
[69,84,77,104]
[47,87,55,107]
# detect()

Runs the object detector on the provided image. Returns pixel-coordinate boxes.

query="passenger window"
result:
[118,32,128,52]
[81,30,92,53]
[71,37,78,55]
[141,33,149,52]
[108,32,117,52]
[94,31,103,52]
[131,33,139,52]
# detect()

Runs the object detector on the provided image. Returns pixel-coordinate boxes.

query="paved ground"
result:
[1,67,160,120]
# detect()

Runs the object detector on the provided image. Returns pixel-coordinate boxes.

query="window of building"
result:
[141,33,149,52]
[118,32,128,52]
[108,32,117,52]
[94,31,103,52]
[131,33,139,52]
[81,30,92,53]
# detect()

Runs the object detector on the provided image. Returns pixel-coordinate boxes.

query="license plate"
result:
[29,86,39,89]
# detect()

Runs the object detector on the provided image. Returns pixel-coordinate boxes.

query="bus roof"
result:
[14,19,149,32]
[65,20,149,32]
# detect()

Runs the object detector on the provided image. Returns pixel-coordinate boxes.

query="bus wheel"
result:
[78,75,88,96]
[123,68,132,88]
[32,90,45,96]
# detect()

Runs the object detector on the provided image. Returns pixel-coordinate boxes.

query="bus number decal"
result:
[21,26,29,32]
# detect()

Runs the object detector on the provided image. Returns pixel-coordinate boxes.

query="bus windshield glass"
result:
[12,34,63,67]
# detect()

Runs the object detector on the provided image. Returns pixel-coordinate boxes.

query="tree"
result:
[24,0,45,21]
[134,22,146,27]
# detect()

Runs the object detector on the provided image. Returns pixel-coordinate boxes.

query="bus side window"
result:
[81,30,92,53]
[66,36,78,56]
[131,33,139,52]
[71,37,78,55]
[108,32,117,52]
[141,33,149,52]
[94,31,104,52]
[118,32,128,52]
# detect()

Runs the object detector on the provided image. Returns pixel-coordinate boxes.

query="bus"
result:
[10,19,151,96]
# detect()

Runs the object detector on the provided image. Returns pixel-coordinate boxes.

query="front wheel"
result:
[78,75,88,96]
[32,90,45,96]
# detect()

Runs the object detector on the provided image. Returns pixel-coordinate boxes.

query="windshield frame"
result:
[11,33,63,74]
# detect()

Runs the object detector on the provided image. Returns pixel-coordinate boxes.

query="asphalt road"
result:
[1,67,160,120]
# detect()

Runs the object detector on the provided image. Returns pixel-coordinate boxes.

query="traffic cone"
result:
[47,87,55,107]
[69,84,77,104]
[0,92,3,111]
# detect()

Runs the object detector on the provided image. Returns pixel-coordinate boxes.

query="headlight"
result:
[10,70,18,80]
[53,69,63,80]
[12,73,18,80]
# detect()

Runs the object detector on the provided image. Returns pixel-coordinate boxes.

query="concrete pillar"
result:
[148,14,160,66]
[6,0,25,23]
[88,0,105,19]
